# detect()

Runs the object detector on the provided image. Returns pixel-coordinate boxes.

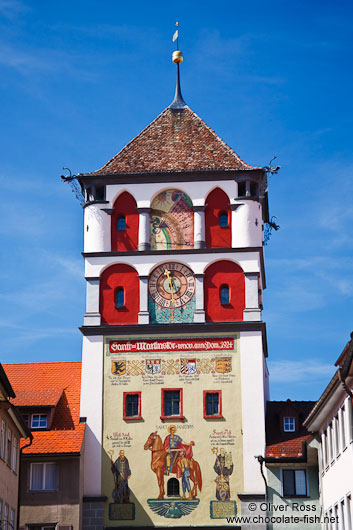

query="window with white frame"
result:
[283,417,296,432]
[321,431,327,469]
[10,508,15,530]
[328,423,334,462]
[31,414,47,429]
[282,469,307,497]
[340,405,346,449]
[334,415,340,457]
[0,421,5,460]
[339,499,346,530]
[12,437,18,472]
[30,463,57,491]
[346,495,352,530]
[4,503,9,530]
[0,499,2,525]
[6,429,12,467]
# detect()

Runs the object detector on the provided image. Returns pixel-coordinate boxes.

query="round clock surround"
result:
[148,263,196,309]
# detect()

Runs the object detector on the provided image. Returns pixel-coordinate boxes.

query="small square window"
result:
[203,391,222,418]
[161,389,183,420]
[220,285,230,305]
[30,463,57,491]
[117,216,126,231]
[283,417,295,432]
[219,212,228,228]
[282,469,307,497]
[123,392,141,420]
[115,287,125,309]
[31,414,47,429]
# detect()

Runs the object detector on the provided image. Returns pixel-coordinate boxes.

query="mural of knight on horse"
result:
[144,426,202,500]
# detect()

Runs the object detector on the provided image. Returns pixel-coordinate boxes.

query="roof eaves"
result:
[303,370,339,428]
[0,363,16,399]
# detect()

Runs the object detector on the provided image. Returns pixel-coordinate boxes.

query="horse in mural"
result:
[144,432,202,500]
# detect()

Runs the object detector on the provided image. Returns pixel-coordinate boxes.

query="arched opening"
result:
[204,260,245,322]
[150,189,194,250]
[205,188,231,248]
[167,477,180,497]
[111,192,138,251]
[100,264,139,325]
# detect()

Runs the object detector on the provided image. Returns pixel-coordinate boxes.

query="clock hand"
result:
[164,269,175,306]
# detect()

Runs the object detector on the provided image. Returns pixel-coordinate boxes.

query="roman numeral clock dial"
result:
[148,263,196,323]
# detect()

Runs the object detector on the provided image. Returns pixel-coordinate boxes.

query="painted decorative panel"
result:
[150,190,194,250]
[102,333,242,527]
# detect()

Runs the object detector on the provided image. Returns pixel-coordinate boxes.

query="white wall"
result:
[240,331,267,494]
[80,335,104,496]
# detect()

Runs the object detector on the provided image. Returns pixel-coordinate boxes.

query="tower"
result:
[78,46,269,528]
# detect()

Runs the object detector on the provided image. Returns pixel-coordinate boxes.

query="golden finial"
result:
[172,21,183,64]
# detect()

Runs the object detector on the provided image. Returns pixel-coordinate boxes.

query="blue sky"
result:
[1,0,352,401]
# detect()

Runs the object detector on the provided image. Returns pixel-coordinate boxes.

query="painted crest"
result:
[111,360,126,376]
[180,359,196,374]
[147,498,200,519]
[215,357,232,373]
[146,359,161,375]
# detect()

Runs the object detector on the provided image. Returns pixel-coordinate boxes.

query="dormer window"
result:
[31,414,47,429]
[283,417,295,432]
[117,216,126,231]
[219,212,228,228]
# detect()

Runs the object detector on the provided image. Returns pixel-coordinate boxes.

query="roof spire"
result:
[169,22,187,110]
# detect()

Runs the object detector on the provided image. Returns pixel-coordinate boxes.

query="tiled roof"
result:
[11,388,63,407]
[88,107,260,176]
[3,362,84,455]
[266,434,312,459]
[266,400,315,460]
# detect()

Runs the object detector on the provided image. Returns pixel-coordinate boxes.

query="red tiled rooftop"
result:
[266,434,312,459]
[11,388,63,407]
[3,362,84,455]
[88,107,260,176]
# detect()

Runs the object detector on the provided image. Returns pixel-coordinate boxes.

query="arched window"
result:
[117,216,126,231]
[220,285,229,305]
[167,478,180,497]
[219,212,228,228]
[204,260,245,322]
[111,192,138,251]
[100,264,139,325]
[205,188,231,248]
[115,287,124,308]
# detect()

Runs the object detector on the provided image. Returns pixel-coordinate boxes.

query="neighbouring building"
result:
[76,46,272,528]
[304,332,353,529]
[265,400,320,529]
[0,364,30,530]
[3,362,85,530]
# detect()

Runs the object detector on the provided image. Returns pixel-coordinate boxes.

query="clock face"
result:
[148,263,195,309]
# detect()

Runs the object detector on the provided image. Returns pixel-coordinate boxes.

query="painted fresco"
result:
[102,334,243,527]
[148,262,196,324]
[150,190,194,250]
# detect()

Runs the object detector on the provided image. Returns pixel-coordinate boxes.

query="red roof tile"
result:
[11,388,63,407]
[3,362,84,455]
[266,434,312,459]
[89,107,259,176]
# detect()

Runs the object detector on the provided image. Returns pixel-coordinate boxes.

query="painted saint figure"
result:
[213,448,233,501]
[163,425,194,474]
[111,450,131,503]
